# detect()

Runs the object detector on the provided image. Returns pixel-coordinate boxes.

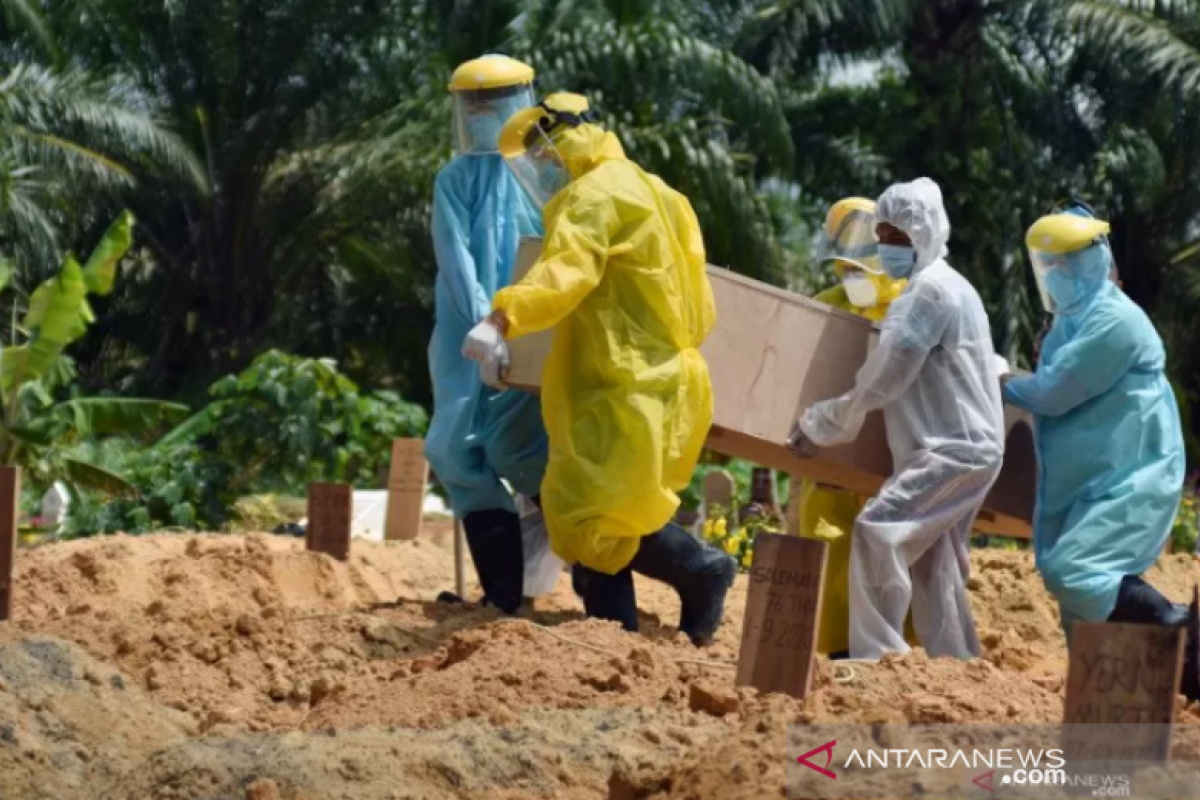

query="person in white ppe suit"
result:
[788,178,1005,660]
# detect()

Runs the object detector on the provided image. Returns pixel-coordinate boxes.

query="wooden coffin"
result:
[504,238,1035,537]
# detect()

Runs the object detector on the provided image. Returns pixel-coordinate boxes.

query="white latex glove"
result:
[462,320,509,389]
[993,353,1011,379]
[787,419,819,459]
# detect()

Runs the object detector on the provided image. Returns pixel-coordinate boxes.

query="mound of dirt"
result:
[1,532,1196,799]
[0,632,192,800]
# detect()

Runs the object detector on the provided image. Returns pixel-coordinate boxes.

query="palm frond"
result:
[1069,1,1200,93]
[535,19,794,173]
[1,64,208,194]
[1,0,58,61]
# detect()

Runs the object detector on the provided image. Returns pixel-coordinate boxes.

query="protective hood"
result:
[876,178,951,274]
[550,123,626,181]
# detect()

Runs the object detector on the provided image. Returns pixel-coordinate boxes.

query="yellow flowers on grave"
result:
[698,503,784,572]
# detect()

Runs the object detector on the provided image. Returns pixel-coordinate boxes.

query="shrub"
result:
[67,351,426,535]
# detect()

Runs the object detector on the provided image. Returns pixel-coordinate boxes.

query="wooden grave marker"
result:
[453,517,467,599]
[1062,621,1185,763]
[307,482,352,561]
[702,469,737,528]
[0,467,18,621]
[749,467,778,511]
[736,479,826,699]
[735,534,827,698]
[384,438,428,541]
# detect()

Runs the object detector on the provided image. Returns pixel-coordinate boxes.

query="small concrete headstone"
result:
[40,482,70,530]
[385,438,427,541]
[702,469,737,528]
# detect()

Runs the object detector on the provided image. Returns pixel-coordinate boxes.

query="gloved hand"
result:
[787,419,819,459]
[462,320,509,389]
[993,354,1012,389]
[993,353,1011,379]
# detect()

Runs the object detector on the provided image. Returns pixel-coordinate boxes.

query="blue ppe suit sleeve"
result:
[801,276,952,447]
[432,171,492,326]
[1003,304,1141,417]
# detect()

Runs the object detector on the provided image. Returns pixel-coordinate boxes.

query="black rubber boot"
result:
[1107,575,1188,627]
[1107,576,1199,703]
[573,564,638,632]
[631,522,737,646]
[461,509,524,614]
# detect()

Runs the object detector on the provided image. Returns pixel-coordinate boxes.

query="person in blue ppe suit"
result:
[1003,207,1199,702]
[425,55,548,614]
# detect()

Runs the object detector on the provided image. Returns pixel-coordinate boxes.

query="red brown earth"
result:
[1,528,1196,799]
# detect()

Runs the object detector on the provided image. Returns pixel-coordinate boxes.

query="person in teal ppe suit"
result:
[425,55,548,613]
[1003,206,1198,701]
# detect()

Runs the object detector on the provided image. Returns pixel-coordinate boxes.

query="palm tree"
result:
[42,0,426,396]
[0,64,207,274]
[462,0,792,280]
[1063,0,1200,458]
[1,0,205,281]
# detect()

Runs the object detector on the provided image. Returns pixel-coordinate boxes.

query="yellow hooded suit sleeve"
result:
[494,190,616,338]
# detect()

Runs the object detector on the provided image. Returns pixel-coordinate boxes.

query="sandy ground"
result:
[1,527,1197,799]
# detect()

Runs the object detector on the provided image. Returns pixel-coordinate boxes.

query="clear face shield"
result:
[504,123,569,209]
[1030,244,1111,316]
[453,83,535,155]
[815,208,880,274]
[1029,248,1070,315]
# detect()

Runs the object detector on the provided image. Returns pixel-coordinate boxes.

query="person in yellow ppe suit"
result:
[799,197,919,658]
[461,93,736,645]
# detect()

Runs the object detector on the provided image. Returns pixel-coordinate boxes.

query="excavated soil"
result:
[1,529,1196,799]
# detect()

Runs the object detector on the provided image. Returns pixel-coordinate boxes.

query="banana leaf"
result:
[64,458,137,498]
[17,257,89,399]
[154,400,227,449]
[3,213,134,405]
[51,398,190,437]
[5,425,52,447]
[82,211,134,296]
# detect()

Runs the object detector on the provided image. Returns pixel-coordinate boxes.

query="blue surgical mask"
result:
[878,244,916,279]
[1044,245,1110,315]
[1044,270,1085,314]
[465,113,503,152]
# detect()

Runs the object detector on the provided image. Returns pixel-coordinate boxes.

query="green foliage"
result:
[0,212,188,498]
[4,0,1200,493]
[68,351,428,535]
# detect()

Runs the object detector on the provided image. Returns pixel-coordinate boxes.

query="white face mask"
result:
[842,272,878,308]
